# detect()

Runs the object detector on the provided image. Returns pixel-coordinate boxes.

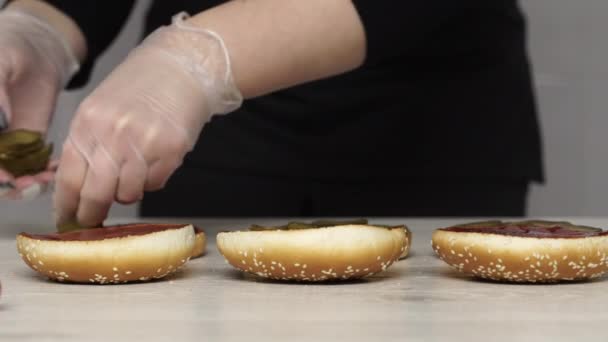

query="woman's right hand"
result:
[0,3,81,199]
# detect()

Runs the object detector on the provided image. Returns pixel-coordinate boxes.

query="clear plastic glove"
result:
[54,13,242,227]
[0,8,79,200]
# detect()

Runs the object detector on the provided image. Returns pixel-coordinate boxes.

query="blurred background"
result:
[1,0,607,221]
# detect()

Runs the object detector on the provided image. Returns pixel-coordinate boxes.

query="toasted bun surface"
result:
[217,224,406,282]
[16,224,195,284]
[400,226,412,259]
[191,227,207,258]
[432,220,608,283]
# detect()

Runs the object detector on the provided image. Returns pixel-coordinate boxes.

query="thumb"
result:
[0,74,17,189]
[0,73,12,131]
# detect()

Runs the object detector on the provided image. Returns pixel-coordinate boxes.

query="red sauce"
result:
[442,225,608,238]
[20,223,191,241]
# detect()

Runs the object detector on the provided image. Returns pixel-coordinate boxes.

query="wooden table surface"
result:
[1,217,607,342]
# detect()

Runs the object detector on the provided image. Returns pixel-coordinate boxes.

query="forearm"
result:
[6,0,86,62]
[186,0,366,98]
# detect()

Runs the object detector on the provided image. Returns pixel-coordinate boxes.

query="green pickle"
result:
[249,218,373,231]
[0,130,52,177]
[57,220,88,233]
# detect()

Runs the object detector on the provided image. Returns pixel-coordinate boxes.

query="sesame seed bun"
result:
[16,224,196,284]
[400,225,412,260]
[432,220,608,283]
[191,227,207,258]
[217,224,407,282]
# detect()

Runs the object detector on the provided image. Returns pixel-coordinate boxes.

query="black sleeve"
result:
[350,1,483,66]
[44,0,137,88]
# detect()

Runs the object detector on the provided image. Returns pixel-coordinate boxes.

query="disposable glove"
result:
[0,8,79,199]
[54,12,242,226]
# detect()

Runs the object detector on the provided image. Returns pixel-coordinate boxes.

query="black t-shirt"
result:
[46,0,543,184]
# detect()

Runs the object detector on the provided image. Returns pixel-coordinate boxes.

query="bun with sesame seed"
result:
[432,220,608,283]
[400,225,412,260]
[16,223,196,284]
[217,220,408,282]
[190,226,207,258]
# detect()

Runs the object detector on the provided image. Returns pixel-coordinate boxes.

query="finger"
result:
[33,170,55,184]
[0,74,14,197]
[139,135,187,192]
[3,163,57,200]
[11,175,40,200]
[6,74,57,133]
[76,143,120,227]
[47,159,60,171]
[17,183,43,201]
[144,157,183,192]
[0,169,15,197]
[116,138,147,204]
[0,107,8,131]
[53,139,88,225]
[0,70,12,130]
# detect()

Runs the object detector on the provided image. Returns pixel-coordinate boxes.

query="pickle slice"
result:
[250,218,383,231]
[0,130,43,153]
[0,143,52,177]
[57,220,89,233]
[0,140,45,159]
[0,130,52,177]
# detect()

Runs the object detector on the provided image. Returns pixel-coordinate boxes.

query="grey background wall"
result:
[524,0,608,215]
[0,0,607,222]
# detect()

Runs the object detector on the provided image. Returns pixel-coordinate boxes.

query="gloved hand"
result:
[54,13,242,227]
[0,7,79,200]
